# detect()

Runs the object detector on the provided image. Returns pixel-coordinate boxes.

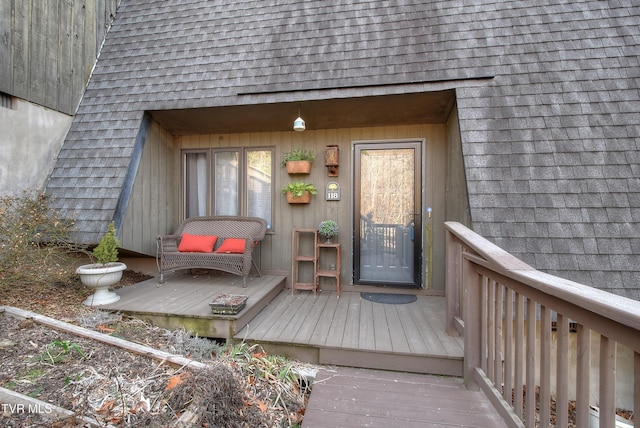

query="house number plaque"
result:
[325,182,341,201]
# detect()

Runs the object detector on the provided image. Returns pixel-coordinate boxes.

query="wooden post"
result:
[636,352,640,428]
[514,292,525,419]
[525,298,536,428]
[555,314,570,428]
[445,229,461,336]
[539,305,551,428]
[463,255,482,391]
[576,324,591,428]
[599,336,616,428]
[503,288,514,407]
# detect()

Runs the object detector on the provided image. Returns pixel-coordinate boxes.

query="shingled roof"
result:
[46,0,640,299]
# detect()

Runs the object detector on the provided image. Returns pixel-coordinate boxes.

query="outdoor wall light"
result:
[293,116,305,131]
[293,107,305,131]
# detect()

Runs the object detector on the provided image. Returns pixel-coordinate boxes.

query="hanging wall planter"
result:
[281,148,315,175]
[286,191,311,204]
[286,160,312,174]
[282,181,317,204]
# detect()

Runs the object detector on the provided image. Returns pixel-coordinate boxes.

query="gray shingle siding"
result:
[46,0,640,298]
[455,1,639,298]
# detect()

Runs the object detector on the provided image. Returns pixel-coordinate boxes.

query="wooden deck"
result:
[106,260,463,375]
[302,367,507,428]
[102,271,286,339]
[102,262,501,426]
[235,290,464,376]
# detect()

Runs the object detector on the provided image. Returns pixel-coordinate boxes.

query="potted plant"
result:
[281,181,317,204]
[76,221,127,306]
[281,148,315,174]
[318,220,339,244]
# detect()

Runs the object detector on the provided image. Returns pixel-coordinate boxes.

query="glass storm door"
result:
[354,142,422,288]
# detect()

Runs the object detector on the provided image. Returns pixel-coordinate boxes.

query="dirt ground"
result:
[0,270,308,427]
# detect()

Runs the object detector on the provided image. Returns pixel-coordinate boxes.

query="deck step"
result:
[235,290,464,376]
[102,272,286,339]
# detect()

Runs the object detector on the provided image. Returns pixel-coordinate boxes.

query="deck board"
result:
[309,293,337,346]
[293,294,330,344]
[302,367,507,428]
[325,295,350,348]
[409,303,449,355]
[358,298,376,350]
[385,304,412,353]
[341,292,361,347]
[372,300,393,351]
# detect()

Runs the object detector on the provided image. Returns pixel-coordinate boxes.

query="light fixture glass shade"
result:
[293,116,305,131]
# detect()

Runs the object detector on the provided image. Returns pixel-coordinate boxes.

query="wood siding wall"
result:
[174,124,449,289]
[0,0,118,115]
[121,119,176,255]
[445,106,471,227]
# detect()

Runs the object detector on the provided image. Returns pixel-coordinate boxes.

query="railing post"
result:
[463,255,482,391]
[635,352,640,428]
[576,324,591,427]
[555,314,570,428]
[446,228,461,336]
[525,298,536,427]
[599,336,616,428]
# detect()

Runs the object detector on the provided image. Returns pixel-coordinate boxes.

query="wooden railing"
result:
[445,221,639,428]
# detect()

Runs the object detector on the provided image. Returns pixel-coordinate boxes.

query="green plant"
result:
[280,148,315,167]
[36,339,87,364]
[281,181,318,198]
[93,221,120,265]
[318,220,339,238]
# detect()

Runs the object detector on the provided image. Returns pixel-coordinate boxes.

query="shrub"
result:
[0,191,80,288]
[92,221,120,265]
[280,148,315,167]
[318,220,339,238]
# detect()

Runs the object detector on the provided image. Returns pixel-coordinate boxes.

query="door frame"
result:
[352,139,424,288]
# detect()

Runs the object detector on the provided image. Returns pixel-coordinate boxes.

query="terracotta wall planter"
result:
[286,160,312,174]
[286,191,311,204]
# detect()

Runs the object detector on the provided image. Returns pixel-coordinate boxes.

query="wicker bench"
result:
[156,216,267,287]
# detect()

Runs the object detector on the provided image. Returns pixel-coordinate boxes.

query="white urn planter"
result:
[77,262,126,306]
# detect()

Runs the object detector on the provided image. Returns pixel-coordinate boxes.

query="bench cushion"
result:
[215,238,246,254]
[177,233,218,252]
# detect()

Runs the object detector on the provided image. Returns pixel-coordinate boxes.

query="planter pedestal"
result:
[76,262,127,306]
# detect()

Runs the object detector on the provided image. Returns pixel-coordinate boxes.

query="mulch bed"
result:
[0,270,309,427]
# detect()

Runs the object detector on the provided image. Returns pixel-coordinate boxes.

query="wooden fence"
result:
[445,221,639,428]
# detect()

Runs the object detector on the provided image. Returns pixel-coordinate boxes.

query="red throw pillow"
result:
[215,238,246,254]
[178,234,218,252]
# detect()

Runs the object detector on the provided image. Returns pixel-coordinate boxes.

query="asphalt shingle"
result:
[46,0,640,298]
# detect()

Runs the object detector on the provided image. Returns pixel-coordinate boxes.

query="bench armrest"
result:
[157,234,180,253]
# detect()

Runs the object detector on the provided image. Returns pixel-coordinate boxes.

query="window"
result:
[0,92,13,109]
[183,148,273,230]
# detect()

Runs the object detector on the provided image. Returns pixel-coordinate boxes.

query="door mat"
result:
[360,293,417,305]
